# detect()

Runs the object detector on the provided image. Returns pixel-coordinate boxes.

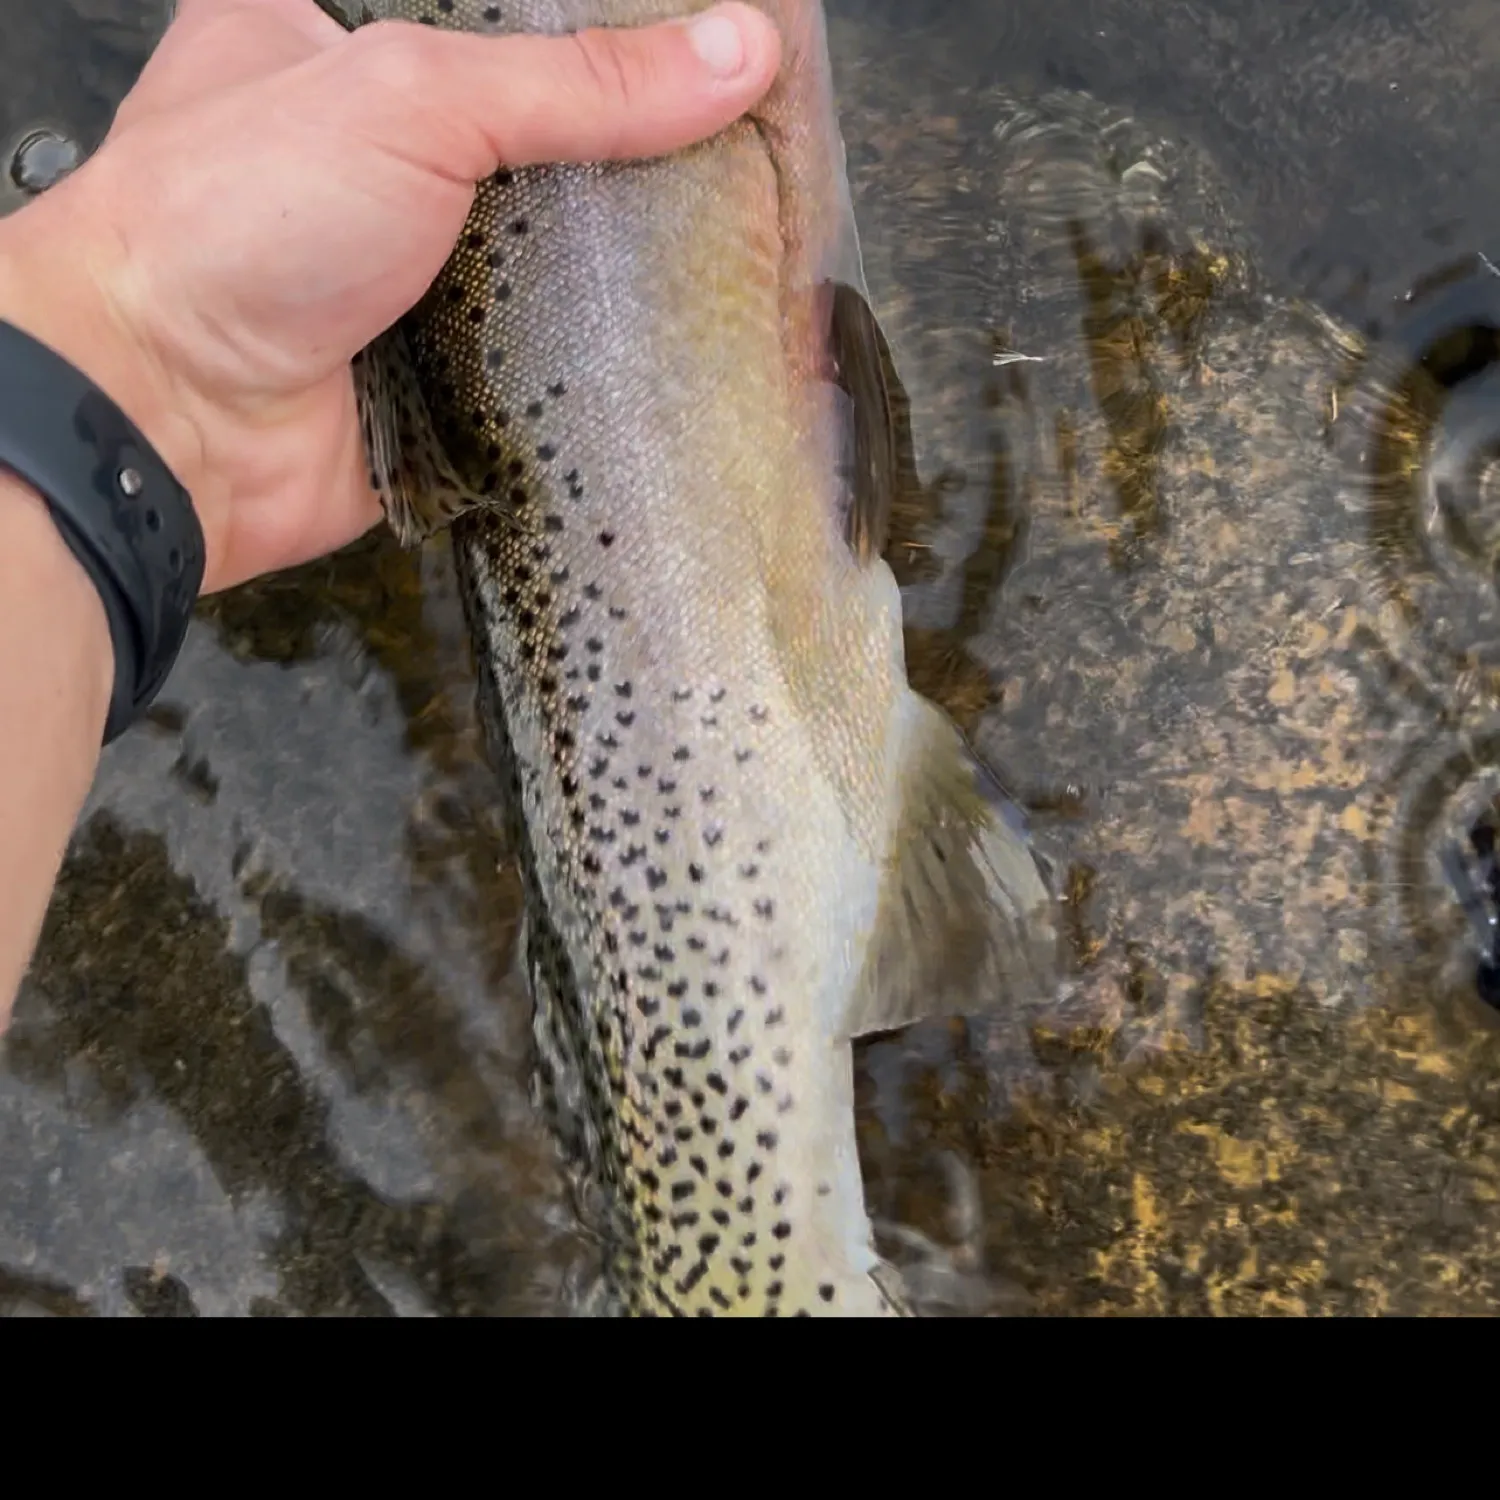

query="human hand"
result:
[0,0,781,594]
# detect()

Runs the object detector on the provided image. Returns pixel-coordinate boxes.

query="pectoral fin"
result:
[841,696,1059,1039]
[353,326,500,549]
[827,281,902,566]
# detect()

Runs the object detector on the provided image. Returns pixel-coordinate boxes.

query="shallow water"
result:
[7,0,1500,1314]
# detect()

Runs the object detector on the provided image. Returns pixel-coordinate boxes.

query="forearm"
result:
[0,471,112,1025]
[0,180,213,1029]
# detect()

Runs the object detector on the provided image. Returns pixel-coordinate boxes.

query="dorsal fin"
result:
[353,327,525,548]
[827,281,902,565]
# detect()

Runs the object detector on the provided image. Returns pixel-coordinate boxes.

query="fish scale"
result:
[339,0,1058,1315]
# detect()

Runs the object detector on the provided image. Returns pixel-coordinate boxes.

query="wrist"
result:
[0,172,215,560]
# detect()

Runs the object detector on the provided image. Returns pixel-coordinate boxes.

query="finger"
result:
[170,0,343,48]
[114,0,340,129]
[316,2,782,185]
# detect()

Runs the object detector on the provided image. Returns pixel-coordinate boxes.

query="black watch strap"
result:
[0,318,204,743]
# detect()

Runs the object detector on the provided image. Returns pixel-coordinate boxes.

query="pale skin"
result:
[0,0,782,1027]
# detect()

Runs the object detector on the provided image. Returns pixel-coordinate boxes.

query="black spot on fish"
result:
[511,218,529,235]
[599,531,616,548]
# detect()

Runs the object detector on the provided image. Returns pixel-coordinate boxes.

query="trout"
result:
[337,0,1057,1316]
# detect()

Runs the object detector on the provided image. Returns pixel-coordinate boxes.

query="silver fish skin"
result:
[340,0,1058,1316]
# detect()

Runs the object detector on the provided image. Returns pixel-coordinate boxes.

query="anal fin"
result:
[843,695,1059,1038]
[353,325,518,548]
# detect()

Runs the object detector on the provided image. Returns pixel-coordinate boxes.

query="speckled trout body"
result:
[341,0,1057,1315]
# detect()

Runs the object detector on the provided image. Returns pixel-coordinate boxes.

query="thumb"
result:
[319,3,783,182]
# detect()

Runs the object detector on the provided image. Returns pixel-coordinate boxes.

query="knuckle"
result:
[564,29,644,112]
[349,21,440,99]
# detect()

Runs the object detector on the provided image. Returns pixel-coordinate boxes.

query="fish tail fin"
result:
[842,694,1059,1038]
[353,326,509,548]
